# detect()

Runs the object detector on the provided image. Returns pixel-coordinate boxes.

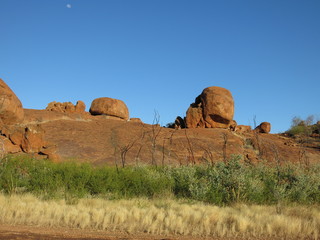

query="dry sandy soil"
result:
[0,224,259,240]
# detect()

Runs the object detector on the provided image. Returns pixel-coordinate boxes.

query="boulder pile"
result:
[0,79,58,160]
[175,86,271,133]
[46,100,86,113]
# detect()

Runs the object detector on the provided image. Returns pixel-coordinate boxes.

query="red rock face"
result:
[0,79,24,125]
[89,97,129,121]
[186,86,234,129]
[229,120,237,131]
[0,123,57,160]
[0,135,21,154]
[2,124,46,153]
[186,106,204,128]
[75,100,86,113]
[255,122,271,133]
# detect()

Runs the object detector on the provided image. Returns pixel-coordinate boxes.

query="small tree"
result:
[150,111,162,166]
[286,115,315,137]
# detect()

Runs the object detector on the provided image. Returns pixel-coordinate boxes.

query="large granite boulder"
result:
[186,86,234,129]
[255,122,271,133]
[0,79,24,125]
[89,97,129,120]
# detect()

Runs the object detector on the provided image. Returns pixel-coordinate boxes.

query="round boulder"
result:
[89,97,129,120]
[255,122,271,133]
[0,79,24,125]
[201,86,234,128]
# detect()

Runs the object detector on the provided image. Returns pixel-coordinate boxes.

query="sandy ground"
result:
[0,224,308,240]
[0,224,236,240]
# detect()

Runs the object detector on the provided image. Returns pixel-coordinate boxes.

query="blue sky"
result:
[1,0,319,133]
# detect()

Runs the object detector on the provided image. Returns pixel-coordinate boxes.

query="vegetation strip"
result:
[0,194,319,239]
[0,156,319,205]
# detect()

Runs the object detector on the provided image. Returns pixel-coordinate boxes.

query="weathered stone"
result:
[75,100,86,113]
[46,100,86,113]
[0,79,24,125]
[1,124,46,154]
[201,87,234,128]
[235,125,252,133]
[185,86,234,129]
[21,125,46,153]
[130,118,142,123]
[229,120,237,131]
[174,116,186,129]
[0,135,21,154]
[255,122,271,133]
[89,97,129,120]
[40,145,60,161]
[185,106,204,128]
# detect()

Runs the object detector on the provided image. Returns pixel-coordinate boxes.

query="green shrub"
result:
[0,155,319,205]
[286,125,307,136]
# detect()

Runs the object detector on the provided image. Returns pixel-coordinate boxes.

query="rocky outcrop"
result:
[255,122,271,133]
[186,105,205,128]
[0,135,21,154]
[235,125,252,133]
[0,79,24,125]
[0,124,58,159]
[229,120,237,131]
[130,118,142,123]
[89,97,129,120]
[186,86,234,129]
[174,116,186,129]
[46,100,86,113]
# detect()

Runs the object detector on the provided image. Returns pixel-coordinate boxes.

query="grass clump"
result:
[0,194,319,239]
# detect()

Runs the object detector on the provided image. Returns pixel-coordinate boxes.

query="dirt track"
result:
[0,224,222,240]
[0,224,270,240]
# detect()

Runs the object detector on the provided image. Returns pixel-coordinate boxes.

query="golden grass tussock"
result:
[0,194,319,239]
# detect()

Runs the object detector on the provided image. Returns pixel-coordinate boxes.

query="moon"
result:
[66,4,72,8]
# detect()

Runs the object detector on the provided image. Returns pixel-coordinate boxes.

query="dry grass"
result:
[0,194,319,239]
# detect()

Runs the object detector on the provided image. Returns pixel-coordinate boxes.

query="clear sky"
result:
[1,0,319,133]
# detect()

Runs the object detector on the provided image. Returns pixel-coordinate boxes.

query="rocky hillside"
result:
[0,78,319,165]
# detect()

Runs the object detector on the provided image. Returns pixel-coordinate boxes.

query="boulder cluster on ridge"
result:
[174,86,271,134]
[0,78,276,162]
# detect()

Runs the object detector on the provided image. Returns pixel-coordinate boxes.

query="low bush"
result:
[0,155,319,205]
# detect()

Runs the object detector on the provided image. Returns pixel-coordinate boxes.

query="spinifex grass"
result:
[0,194,319,239]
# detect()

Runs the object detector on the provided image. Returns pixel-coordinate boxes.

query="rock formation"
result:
[186,106,205,128]
[89,97,129,121]
[174,116,186,129]
[0,123,58,159]
[46,100,86,113]
[235,125,252,133]
[130,118,142,123]
[0,79,58,160]
[255,122,271,133]
[229,120,237,131]
[0,78,24,125]
[186,86,234,129]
